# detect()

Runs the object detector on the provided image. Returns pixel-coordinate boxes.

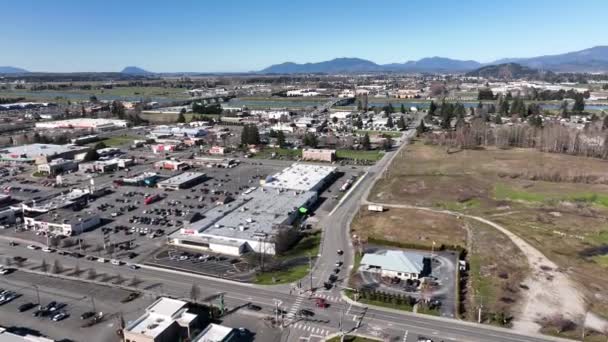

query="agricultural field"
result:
[368,141,608,329]
[0,86,191,103]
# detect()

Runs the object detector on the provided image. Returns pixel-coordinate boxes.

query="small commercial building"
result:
[151,144,178,154]
[155,160,189,171]
[360,250,429,280]
[302,149,336,162]
[37,158,78,175]
[157,172,206,190]
[79,160,121,173]
[24,210,100,236]
[123,297,198,342]
[192,324,236,342]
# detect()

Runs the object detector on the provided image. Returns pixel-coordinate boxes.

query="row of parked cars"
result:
[169,251,237,264]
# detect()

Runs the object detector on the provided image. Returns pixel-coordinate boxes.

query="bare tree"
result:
[87,268,97,280]
[51,260,62,274]
[190,283,201,303]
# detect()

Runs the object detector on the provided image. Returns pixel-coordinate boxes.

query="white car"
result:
[26,245,39,250]
[0,267,9,275]
[97,258,107,263]
[110,259,122,266]
[42,247,55,253]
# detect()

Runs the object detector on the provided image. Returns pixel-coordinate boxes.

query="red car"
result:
[314,298,327,308]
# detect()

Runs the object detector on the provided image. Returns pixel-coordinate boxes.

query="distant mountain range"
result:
[260,46,608,74]
[1,46,608,75]
[0,66,29,74]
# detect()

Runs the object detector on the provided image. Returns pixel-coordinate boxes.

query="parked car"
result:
[51,311,69,321]
[18,302,36,312]
[80,311,95,320]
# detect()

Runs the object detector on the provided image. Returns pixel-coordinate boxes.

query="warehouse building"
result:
[35,118,128,131]
[0,144,90,163]
[157,172,206,190]
[261,163,336,192]
[169,188,315,255]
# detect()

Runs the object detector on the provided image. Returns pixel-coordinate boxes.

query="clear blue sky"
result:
[2,0,607,72]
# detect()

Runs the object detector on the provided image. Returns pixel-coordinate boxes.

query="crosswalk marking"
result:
[292,323,330,336]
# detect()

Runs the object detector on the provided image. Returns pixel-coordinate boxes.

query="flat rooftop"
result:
[28,208,97,226]
[157,172,206,187]
[0,144,88,160]
[193,323,234,342]
[126,297,195,339]
[263,163,336,192]
[172,188,316,242]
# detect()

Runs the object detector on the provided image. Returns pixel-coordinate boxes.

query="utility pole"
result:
[90,296,96,312]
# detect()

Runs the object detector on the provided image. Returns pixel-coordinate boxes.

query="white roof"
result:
[193,323,234,342]
[126,297,192,338]
[361,250,427,275]
[263,163,335,192]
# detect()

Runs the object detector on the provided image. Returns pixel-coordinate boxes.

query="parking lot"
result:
[0,147,363,286]
[0,270,154,342]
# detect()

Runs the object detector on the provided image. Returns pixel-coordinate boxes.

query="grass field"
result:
[253,148,302,160]
[355,130,403,138]
[278,231,321,260]
[369,141,608,322]
[254,264,309,285]
[0,86,191,103]
[96,135,141,147]
[336,149,384,161]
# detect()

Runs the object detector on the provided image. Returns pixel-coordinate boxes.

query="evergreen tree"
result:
[572,94,585,113]
[276,130,286,148]
[560,100,570,118]
[400,104,406,114]
[361,133,371,150]
[386,115,394,128]
[499,99,510,115]
[354,116,363,129]
[428,101,437,115]
[397,116,406,130]
[177,111,186,123]
[241,125,250,146]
